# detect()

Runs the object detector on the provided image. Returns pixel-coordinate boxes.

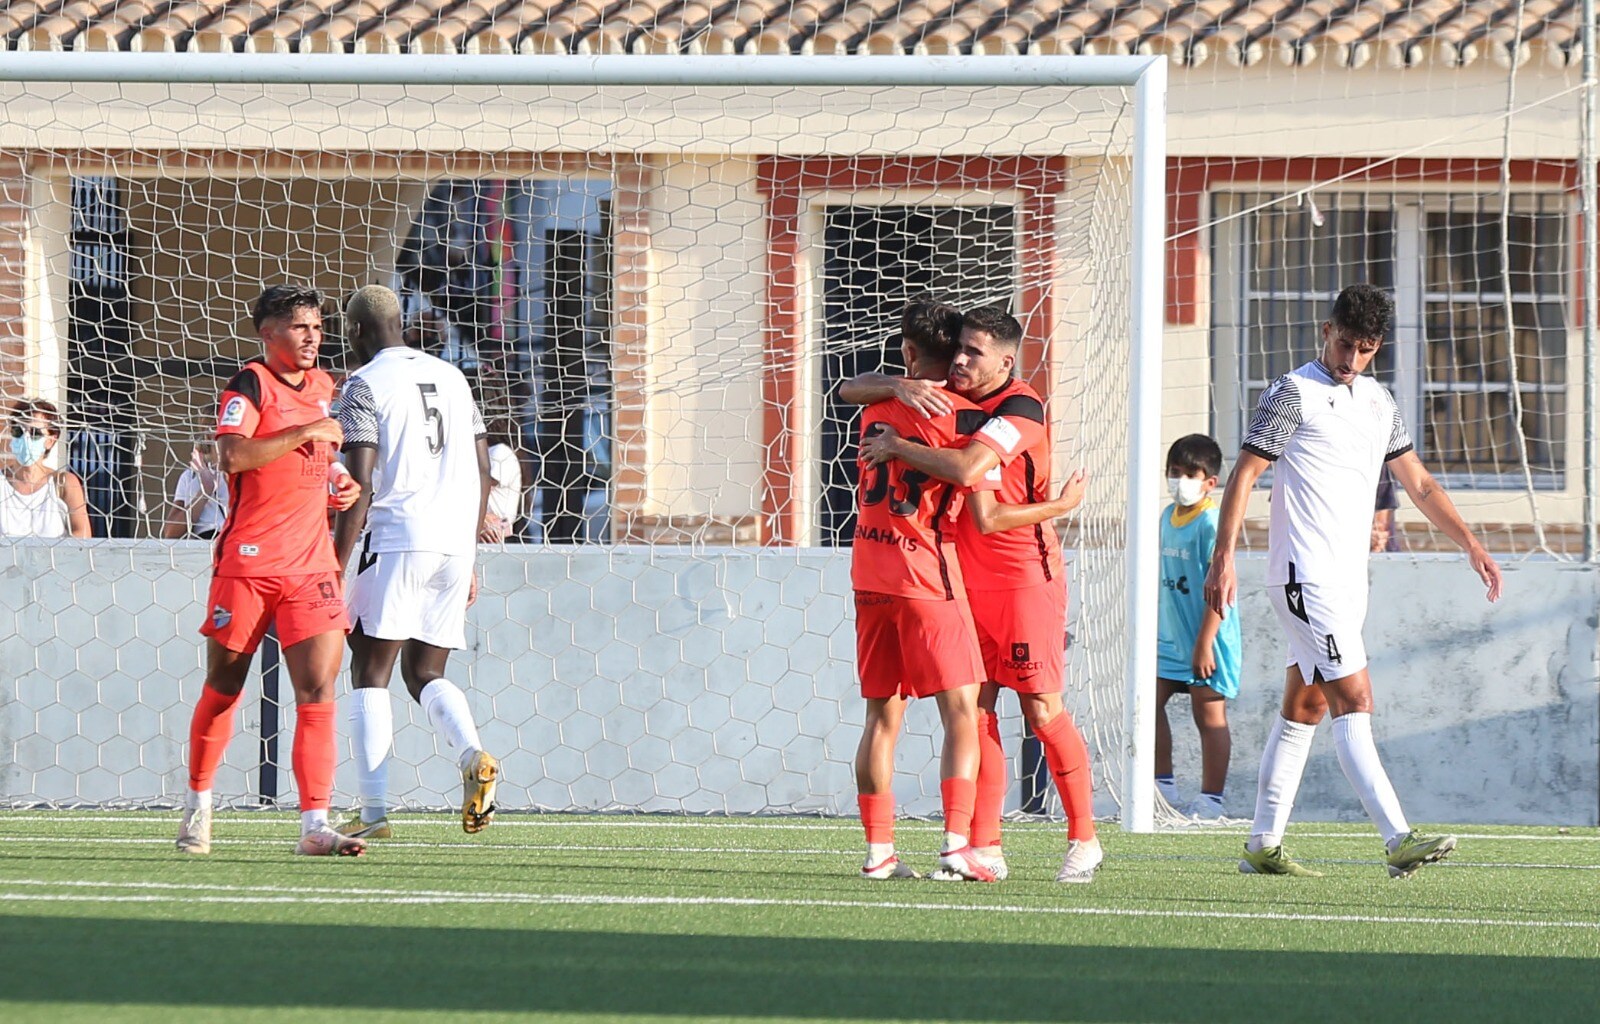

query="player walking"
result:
[331,285,500,839]
[855,306,1100,883]
[176,285,366,857]
[1203,284,1502,878]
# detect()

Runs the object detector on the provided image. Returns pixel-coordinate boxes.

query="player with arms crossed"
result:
[332,286,500,839]
[1203,284,1502,878]
[176,285,365,857]
[854,306,1098,883]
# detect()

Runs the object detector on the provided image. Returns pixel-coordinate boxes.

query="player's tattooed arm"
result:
[966,470,1088,535]
[1388,450,1502,602]
[332,445,377,569]
[860,424,999,487]
[1202,449,1271,618]
[837,373,954,418]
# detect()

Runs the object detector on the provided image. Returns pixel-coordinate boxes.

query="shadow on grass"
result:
[0,915,1595,1021]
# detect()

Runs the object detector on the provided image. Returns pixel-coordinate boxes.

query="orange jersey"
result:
[212,359,339,578]
[956,379,1064,590]
[851,396,991,600]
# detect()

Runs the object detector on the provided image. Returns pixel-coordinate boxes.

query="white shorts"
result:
[1266,575,1368,684]
[346,548,473,650]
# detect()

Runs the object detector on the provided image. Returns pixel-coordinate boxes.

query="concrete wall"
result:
[1,541,1594,825]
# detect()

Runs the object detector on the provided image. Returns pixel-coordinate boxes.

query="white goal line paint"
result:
[0,879,1594,931]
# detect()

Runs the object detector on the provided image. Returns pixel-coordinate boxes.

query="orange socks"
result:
[940,777,976,842]
[292,702,336,812]
[857,792,895,846]
[972,710,1006,848]
[186,685,242,792]
[1036,710,1096,841]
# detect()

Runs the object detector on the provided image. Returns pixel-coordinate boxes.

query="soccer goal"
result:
[0,53,1167,831]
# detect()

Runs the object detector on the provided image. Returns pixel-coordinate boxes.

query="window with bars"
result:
[1210,191,1570,490]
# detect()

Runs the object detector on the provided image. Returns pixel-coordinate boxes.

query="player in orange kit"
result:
[851,299,1083,882]
[175,285,366,857]
[854,306,1100,883]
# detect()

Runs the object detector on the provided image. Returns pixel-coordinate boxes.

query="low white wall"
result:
[0,542,1594,825]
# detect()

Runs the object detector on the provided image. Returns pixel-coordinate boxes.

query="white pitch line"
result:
[1,837,1597,871]
[0,881,1594,931]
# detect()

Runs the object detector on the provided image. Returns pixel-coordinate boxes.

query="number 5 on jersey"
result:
[417,383,444,455]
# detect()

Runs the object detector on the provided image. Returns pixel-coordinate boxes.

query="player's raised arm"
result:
[1386,450,1502,602]
[839,373,955,418]
[965,470,1088,535]
[862,424,1000,488]
[217,417,342,474]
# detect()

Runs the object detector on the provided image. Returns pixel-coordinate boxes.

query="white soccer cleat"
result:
[860,854,920,880]
[974,846,1009,881]
[295,826,368,857]
[1054,837,1104,883]
[175,805,212,855]
[1184,795,1227,822]
[931,846,998,883]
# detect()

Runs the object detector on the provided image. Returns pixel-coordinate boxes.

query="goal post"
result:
[0,54,1165,832]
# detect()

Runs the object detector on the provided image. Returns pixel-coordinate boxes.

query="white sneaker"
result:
[1185,795,1226,821]
[931,846,998,883]
[861,854,920,880]
[974,846,1009,881]
[175,805,212,854]
[295,826,368,857]
[1054,837,1104,883]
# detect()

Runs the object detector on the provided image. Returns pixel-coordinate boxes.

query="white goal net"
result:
[0,56,1162,825]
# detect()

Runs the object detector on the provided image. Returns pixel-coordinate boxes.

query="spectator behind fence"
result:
[162,442,230,540]
[481,426,523,544]
[0,398,92,538]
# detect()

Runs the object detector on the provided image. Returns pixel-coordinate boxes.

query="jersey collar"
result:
[1169,497,1215,528]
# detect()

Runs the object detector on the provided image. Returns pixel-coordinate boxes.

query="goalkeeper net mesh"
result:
[0,68,1141,818]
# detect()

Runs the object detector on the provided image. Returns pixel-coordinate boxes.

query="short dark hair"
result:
[252,285,324,330]
[1329,284,1394,340]
[9,397,62,435]
[963,305,1024,350]
[1166,433,1223,478]
[900,296,964,363]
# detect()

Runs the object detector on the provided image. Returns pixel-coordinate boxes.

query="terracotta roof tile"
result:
[0,0,1586,65]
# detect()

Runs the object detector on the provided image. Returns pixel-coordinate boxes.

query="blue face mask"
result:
[10,434,48,467]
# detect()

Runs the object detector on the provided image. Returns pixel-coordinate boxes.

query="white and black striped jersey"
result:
[1243,360,1412,592]
[337,346,485,558]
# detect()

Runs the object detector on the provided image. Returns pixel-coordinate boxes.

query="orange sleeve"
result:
[215,390,261,439]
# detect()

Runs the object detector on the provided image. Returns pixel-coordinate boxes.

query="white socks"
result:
[301,809,328,832]
[941,831,967,854]
[185,788,212,811]
[866,842,895,866]
[1155,774,1179,806]
[419,679,484,771]
[1248,715,1317,852]
[1332,712,1410,847]
[349,687,394,823]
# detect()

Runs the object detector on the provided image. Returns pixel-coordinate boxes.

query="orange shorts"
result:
[200,572,350,654]
[854,591,984,700]
[968,581,1066,694]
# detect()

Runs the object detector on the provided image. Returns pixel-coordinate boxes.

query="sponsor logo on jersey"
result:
[854,524,919,552]
[978,417,1022,453]
[239,544,260,557]
[219,396,247,428]
[211,605,232,629]
[1162,574,1190,595]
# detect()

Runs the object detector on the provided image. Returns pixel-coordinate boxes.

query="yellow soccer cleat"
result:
[336,815,393,840]
[461,750,500,834]
[1239,843,1323,877]
[1387,831,1458,879]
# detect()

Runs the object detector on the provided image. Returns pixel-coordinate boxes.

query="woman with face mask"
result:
[1,399,92,539]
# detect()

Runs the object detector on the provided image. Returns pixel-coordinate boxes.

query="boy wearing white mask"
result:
[1156,433,1240,820]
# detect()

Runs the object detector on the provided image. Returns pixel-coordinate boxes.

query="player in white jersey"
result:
[1204,284,1502,879]
[331,285,500,838]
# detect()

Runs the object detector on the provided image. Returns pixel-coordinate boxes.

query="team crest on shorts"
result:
[1011,642,1031,663]
[212,605,232,629]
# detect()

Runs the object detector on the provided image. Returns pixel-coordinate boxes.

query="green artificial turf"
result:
[0,813,1596,1023]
